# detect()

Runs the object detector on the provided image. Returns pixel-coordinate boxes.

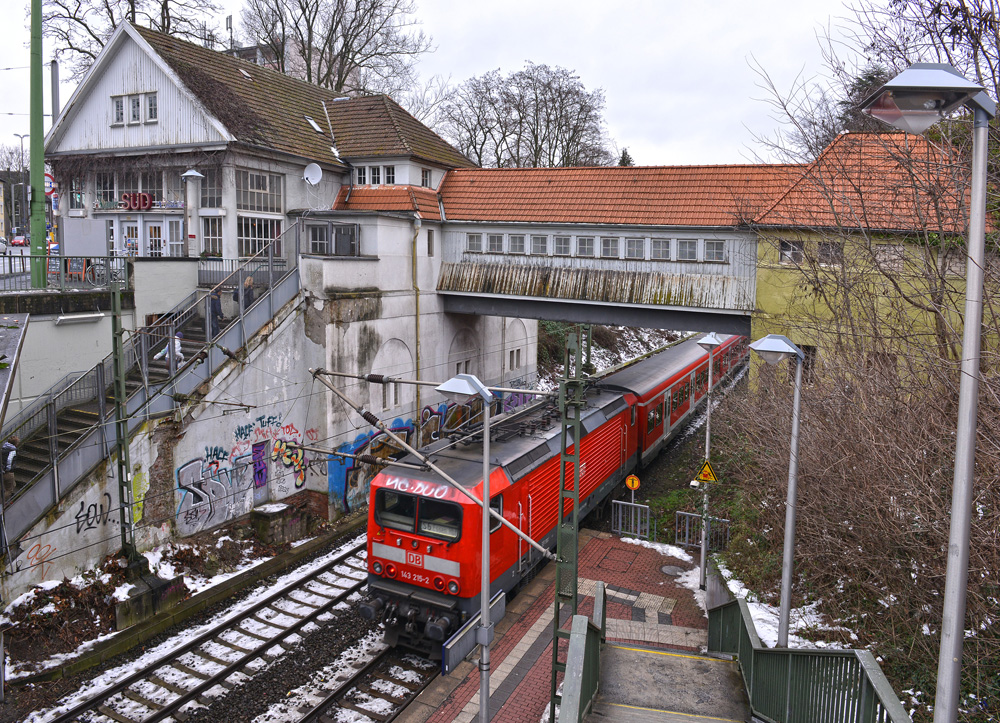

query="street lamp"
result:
[695,332,722,591]
[749,334,804,648]
[13,133,28,234]
[862,63,996,723]
[435,373,495,723]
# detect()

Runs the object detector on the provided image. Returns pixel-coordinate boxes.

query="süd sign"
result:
[120,192,154,210]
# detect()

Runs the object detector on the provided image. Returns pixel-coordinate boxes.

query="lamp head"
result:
[436,373,492,403]
[181,169,205,182]
[749,334,804,365]
[696,332,723,351]
[861,63,993,134]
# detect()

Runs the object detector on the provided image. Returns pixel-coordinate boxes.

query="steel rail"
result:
[46,539,366,723]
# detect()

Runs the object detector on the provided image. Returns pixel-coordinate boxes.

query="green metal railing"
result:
[560,582,607,722]
[708,598,911,723]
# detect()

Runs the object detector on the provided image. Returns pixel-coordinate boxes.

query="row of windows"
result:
[112,93,157,125]
[355,166,435,188]
[779,239,966,275]
[91,171,180,209]
[236,170,283,214]
[466,233,727,262]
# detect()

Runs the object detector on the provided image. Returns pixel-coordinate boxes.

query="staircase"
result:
[1,242,300,551]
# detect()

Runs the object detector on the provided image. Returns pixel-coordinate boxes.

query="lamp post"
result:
[749,334,804,648]
[862,63,996,723]
[696,332,722,591]
[435,373,494,723]
[14,133,28,235]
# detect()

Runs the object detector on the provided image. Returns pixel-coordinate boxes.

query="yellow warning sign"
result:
[696,460,719,483]
[625,474,640,491]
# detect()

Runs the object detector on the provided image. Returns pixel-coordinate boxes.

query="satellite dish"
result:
[303,163,323,186]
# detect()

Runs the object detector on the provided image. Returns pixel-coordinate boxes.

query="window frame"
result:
[383,165,395,184]
[875,243,904,273]
[466,233,483,253]
[370,166,381,185]
[625,237,644,259]
[112,96,125,125]
[651,238,670,260]
[128,95,142,124]
[487,233,504,253]
[201,168,222,208]
[236,216,282,257]
[531,235,548,255]
[818,241,843,266]
[202,217,223,257]
[577,236,595,257]
[421,168,432,188]
[601,237,619,258]
[677,239,698,262]
[145,93,158,123]
[704,240,726,263]
[779,239,804,265]
[236,170,283,214]
[356,166,366,185]
[553,235,571,256]
[509,234,526,254]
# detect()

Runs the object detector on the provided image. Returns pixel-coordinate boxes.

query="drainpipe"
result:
[412,213,422,428]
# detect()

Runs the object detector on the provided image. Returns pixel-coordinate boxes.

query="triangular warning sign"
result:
[697,460,718,483]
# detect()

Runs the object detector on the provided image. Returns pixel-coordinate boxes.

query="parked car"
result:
[11,234,29,247]
[0,238,7,255]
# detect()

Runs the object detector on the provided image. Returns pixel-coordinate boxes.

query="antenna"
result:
[303,163,323,186]
[226,15,233,50]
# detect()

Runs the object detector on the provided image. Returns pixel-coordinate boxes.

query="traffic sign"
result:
[44,173,55,196]
[696,460,719,483]
[625,474,640,491]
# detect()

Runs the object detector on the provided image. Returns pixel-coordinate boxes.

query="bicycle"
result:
[85,258,127,287]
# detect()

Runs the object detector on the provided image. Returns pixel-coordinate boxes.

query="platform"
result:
[398,529,749,723]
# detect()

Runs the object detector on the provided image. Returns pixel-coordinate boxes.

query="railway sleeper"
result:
[98,703,138,723]
[121,686,165,711]
[357,682,405,700]
[192,648,231,668]
[335,698,391,722]
[251,611,288,631]
[302,583,339,599]
[213,635,256,654]
[286,593,323,609]
[268,602,307,619]
[148,673,192,696]
[372,671,421,692]
[171,661,211,680]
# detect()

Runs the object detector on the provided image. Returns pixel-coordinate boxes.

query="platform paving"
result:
[397,529,749,723]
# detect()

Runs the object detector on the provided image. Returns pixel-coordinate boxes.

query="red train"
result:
[359,333,748,654]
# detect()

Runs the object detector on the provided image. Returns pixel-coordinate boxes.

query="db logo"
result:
[406,552,423,567]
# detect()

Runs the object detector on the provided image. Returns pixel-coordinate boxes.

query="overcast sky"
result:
[0,0,856,166]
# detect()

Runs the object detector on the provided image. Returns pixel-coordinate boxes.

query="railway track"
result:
[41,538,368,723]
[296,647,437,723]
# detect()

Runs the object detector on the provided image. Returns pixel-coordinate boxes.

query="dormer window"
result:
[421,168,432,188]
[357,167,366,185]
[384,166,395,184]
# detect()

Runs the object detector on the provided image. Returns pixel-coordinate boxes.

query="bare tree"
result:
[440,63,614,168]
[43,0,221,80]
[239,0,431,94]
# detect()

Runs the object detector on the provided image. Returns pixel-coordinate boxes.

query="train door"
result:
[518,491,533,574]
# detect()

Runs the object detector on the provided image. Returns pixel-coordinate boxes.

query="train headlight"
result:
[372,561,383,575]
[433,576,445,591]
[385,563,397,578]
[447,580,459,594]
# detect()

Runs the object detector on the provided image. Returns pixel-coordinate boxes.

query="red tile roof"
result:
[334,185,442,220]
[755,132,969,233]
[436,165,804,227]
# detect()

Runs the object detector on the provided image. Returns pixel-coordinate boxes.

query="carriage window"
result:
[418,498,463,541]
[647,408,656,434]
[489,495,503,534]
[375,490,416,532]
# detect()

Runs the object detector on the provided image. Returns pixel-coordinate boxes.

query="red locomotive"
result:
[359,333,748,654]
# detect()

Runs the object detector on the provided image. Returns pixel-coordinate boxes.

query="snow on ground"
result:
[22,535,366,723]
[248,631,386,723]
[620,537,693,563]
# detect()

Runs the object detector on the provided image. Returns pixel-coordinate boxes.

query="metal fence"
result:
[709,598,911,723]
[675,510,731,551]
[611,499,653,539]
[560,582,607,722]
[0,254,131,292]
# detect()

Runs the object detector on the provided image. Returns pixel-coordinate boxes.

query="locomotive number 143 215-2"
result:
[399,569,431,585]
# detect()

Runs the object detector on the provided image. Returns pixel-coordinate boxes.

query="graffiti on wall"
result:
[131,469,149,523]
[272,438,307,487]
[175,456,254,536]
[328,417,414,513]
[75,492,113,534]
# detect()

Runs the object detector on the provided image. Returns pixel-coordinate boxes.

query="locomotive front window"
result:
[418,498,463,541]
[375,490,417,532]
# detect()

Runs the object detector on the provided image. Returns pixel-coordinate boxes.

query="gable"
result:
[47,28,230,156]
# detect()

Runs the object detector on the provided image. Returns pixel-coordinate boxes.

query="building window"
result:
[70,177,85,210]
[651,238,670,259]
[201,168,222,208]
[96,172,116,208]
[145,93,158,122]
[119,172,139,197]
[779,239,804,265]
[531,235,547,255]
[554,236,571,256]
[577,237,594,257]
[467,233,482,253]
[705,240,726,262]
[421,168,432,187]
[818,241,843,266]
[801,345,818,384]
[236,170,282,213]
[237,216,282,257]
[427,229,434,256]
[509,235,525,254]
[309,225,330,254]
[141,171,162,202]
[202,217,223,256]
[383,166,395,184]
[487,234,503,253]
[626,238,644,259]
[357,166,366,185]
[875,244,904,273]
[129,95,142,123]
[601,237,619,258]
[112,97,124,125]
[678,239,698,261]
[370,166,381,185]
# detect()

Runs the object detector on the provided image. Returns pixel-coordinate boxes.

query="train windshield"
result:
[375,490,462,542]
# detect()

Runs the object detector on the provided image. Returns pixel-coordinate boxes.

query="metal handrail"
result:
[708,598,911,723]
